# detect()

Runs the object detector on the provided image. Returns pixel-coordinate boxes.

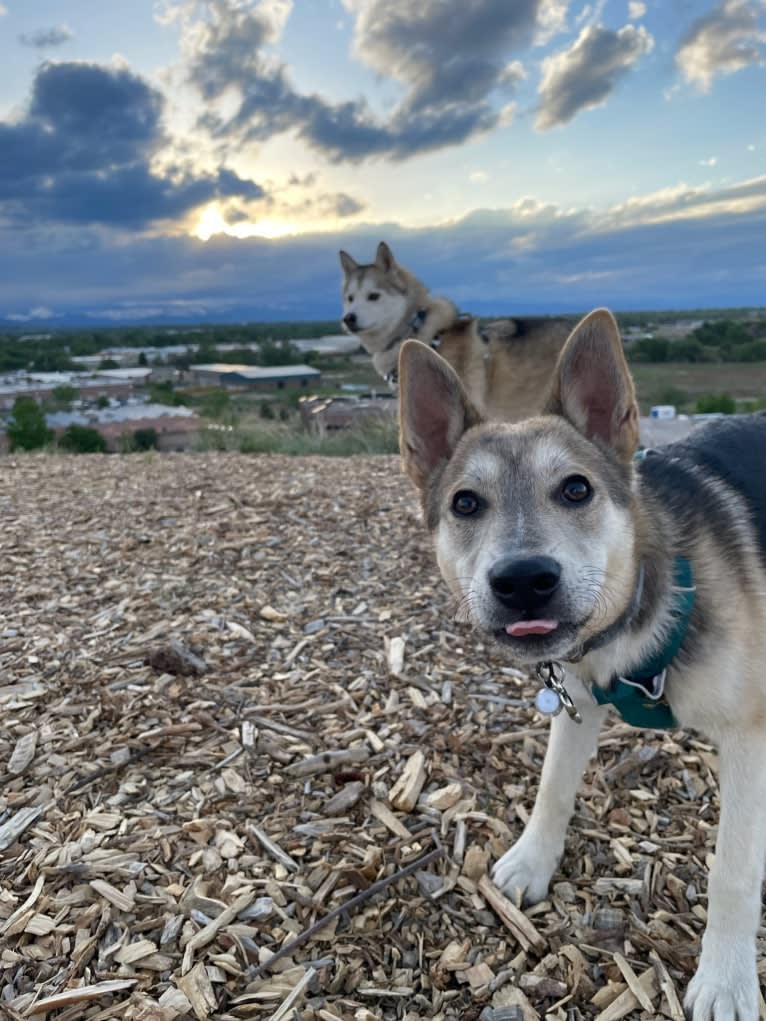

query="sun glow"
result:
[193,203,297,241]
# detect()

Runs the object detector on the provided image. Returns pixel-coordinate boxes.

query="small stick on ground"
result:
[247,838,444,979]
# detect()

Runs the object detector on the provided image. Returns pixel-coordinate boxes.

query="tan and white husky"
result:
[339,241,572,421]
[399,308,766,1020]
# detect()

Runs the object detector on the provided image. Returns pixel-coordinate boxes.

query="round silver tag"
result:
[535,687,562,716]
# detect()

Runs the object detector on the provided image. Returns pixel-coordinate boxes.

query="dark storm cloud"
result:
[536,23,654,130]
[182,0,554,161]
[0,61,264,227]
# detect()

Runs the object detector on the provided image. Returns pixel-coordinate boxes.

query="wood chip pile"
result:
[0,453,748,1020]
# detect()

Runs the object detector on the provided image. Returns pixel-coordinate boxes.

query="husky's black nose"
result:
[343,312,358,330]
[488,555,562,611]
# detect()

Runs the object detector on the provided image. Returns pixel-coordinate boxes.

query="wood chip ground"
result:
[0,453,756,1020]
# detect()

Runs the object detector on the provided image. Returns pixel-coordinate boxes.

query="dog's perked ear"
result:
[398,340,482,491]
[545,308,639,462]
[339,250,358,277]
[375,241,396,273]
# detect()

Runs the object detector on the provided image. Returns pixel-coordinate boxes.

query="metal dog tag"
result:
[535,661,582,724]
[535,686,563,716]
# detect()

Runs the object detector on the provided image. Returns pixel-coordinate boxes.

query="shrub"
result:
[200,389,232,419]
[50,384,78,410]
[59,424,107,453]
[132,427,159,451]
[628,337,670,362]
[7,397,53,451]
[696,393,736,415]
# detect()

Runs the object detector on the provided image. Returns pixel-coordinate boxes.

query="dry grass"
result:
[0,451,752,1020]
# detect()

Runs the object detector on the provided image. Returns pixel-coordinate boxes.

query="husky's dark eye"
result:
[367,292,380,301]
[452,490,481,517]
[561,475,591,504]
[348,294,354,302]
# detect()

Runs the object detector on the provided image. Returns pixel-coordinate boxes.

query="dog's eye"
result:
[561,475,591,504]
[367,292,380,301]
[452,490,481,516]
[348,294,354,302]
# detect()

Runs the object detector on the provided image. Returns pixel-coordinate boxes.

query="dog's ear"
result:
[339,250,358,277]
[375,241,396,273]
[399,340,482,491]
[546,308,639,461]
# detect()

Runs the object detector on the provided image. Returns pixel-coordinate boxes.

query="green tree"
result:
[628,337,670,362]
[50,384,78,410]
[138,351,148,366]
[692,320,751,353]
[132,427,159,451]
[96,395,111,409]
[7,397,53,451]
[99,358,120,370]
[671,338,716,363]
[59,424,107,453]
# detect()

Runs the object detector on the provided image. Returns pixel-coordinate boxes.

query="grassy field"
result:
[630,362,766,412]
[189,355,766,458]
[198,415,400,455]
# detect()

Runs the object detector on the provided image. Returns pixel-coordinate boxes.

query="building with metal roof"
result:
[189,363,321,389]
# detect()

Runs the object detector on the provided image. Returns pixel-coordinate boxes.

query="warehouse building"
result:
[189,363,321,390]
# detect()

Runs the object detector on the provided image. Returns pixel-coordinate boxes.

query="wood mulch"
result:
[0,452,756,1020]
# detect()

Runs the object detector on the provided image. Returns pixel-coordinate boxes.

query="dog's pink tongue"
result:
[507,620,559,637]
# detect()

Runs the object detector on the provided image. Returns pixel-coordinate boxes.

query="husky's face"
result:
[399,309,641,665]
[430,420,636,662]
[339,243,409,341]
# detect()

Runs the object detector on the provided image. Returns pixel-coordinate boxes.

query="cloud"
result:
[324,193,365,218]
[699,156,718,166]
[627,1,646,19]
[0,61,264,228]
[6,306,57,322]
[676,0,766,92]
[3,174,765,321]
[19,25,74,48]
[536,23,654,129]
[0,4,7,15]
[172,0,565,162]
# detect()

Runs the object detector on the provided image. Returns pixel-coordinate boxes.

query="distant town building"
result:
[189,363,321,389]
[299,393,396,432]
[45,404,200,452]
[292,335,361,355]
[0,370,146,410]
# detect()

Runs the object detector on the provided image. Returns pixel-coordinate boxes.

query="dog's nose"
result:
[488,555,562,611]
[343,312,357,328]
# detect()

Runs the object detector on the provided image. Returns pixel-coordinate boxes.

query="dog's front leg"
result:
[685,728,766,1021]
[492,676,607,904]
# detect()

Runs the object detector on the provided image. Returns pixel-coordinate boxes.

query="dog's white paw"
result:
[684,956,759,1021]
[491,833,560,905]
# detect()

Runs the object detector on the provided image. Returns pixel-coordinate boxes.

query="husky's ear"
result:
[546,308,639,461]
[375,241,396,273]
[339,250,358,277]
[399,340,482,491]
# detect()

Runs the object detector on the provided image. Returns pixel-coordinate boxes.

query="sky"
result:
[0,0,765,324]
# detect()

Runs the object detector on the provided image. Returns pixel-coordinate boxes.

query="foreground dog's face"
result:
[399,309,641,664]
[338,242,409,340]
